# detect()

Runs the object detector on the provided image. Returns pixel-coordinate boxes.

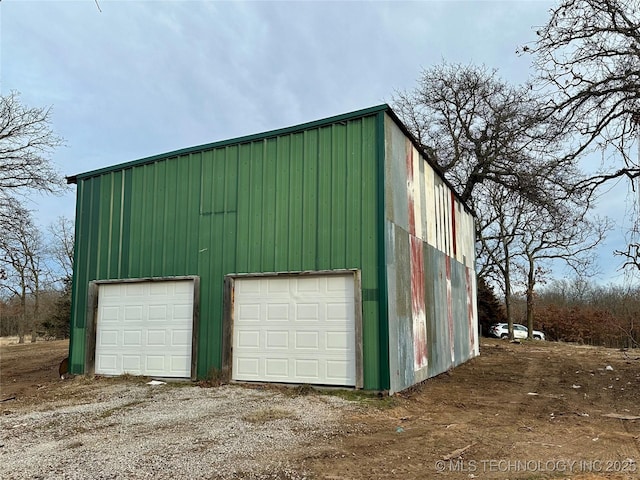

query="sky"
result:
[0,0,636,285]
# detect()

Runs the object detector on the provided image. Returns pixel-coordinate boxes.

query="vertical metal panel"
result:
[69,113,383,389]
[424,243,452,378]
[383,113,478,394]
[373,111,388,390]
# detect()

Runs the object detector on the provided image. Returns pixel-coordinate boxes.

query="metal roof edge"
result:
[66,104,390,184]
[382,107,475,218]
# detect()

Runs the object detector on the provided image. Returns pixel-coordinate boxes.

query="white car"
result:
[489,323,545,340]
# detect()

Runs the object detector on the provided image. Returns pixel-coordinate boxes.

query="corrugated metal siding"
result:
[383,113,478,394]
[69,115,385,389]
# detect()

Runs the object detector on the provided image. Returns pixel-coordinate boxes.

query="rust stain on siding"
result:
[450,191,457,257]
[406,140,416,236]
[406,139,427,371]
[466,266,475,353]
[410,235,428,370]
[446,256,455,363]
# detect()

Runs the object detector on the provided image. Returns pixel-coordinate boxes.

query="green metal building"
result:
[67,105,478,394]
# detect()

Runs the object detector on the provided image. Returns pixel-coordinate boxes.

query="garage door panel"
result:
[236,357,260,377]
[265,358,288,377]
[124,305,143,322]
[326,331,350,350]
[266,303,289,321]
[149,283,168,295]
[295,359,319,378]
[125,283,145,296]
[170,356,190,374]
[173,304,193,320]
[327,275,353,291]
[171,330,191,346]
[295,331,319,349]
[295,277,320,292]
[145,330,165,345]
[237,330,260,348]
[99,330,119,346]
[148,305,167,320]
[267,278,290,293]
[326,360,351,380]
[237,278,261,294]
[232,274,356,386]
[123,330,142,346]
[295,303,319,321]
[145,355,165,371]
[326,302,350,320]
[266,330,289,348]
[239,304,261,321]
[102,285,122,297]
[173,281,193,295]
[97,354,117,372]
[122,355,142,372]
[95,280,194,378]
[100,306,120,322]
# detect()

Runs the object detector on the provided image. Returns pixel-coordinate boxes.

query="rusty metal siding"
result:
[424,243,452,377]
[69,113,385,389]
[383,113,478,394]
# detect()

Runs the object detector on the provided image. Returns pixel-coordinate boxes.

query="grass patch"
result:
[197,367,226,388]
[320,389,398,408]
[243,407,294,424]
[291,384,313,396]
[273,383,398,408]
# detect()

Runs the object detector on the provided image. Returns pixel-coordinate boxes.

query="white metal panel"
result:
[232,274,356,386]
[95,280,194,377]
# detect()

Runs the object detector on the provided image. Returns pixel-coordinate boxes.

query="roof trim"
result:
[66,103,474,217]
[382,107,475,217]
[66,104,390,184]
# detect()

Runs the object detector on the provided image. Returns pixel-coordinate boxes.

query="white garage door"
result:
[232,274,356,386]
[95,280,194,378]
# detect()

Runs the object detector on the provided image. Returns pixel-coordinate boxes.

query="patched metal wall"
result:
[384,114,478,394]
[69,110,389,389]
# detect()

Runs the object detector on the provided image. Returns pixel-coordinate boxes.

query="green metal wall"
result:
[69,112,387,389]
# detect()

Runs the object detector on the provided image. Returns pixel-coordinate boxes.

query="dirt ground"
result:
[1,337,639,479]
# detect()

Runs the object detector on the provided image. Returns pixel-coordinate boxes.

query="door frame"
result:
[85,276,200,380]
[222,269,363,388]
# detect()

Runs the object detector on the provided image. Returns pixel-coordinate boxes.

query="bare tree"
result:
[527,0,640,270]
[48,216,75,281]
[475,185,530,340]
[393,61,592,339]
[0,204,45,343]
[392,62,579,208]
[615,243,640,270]
[0,91,65,220]
[529,0,639,174]
[516,203,611,339]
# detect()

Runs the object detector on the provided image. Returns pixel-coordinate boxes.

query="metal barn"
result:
[67,105,478,394]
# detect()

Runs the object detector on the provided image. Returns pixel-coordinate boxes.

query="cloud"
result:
[1,0,631,283]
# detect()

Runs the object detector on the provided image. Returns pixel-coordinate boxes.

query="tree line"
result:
[0,214,73,341]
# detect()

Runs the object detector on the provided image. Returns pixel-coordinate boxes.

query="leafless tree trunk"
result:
[48,216,75,281]
[29,259,41,343]
[18,280,26,344]
[0,204,45,342]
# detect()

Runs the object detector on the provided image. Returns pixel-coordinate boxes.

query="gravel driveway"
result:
[0,382,358,479]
